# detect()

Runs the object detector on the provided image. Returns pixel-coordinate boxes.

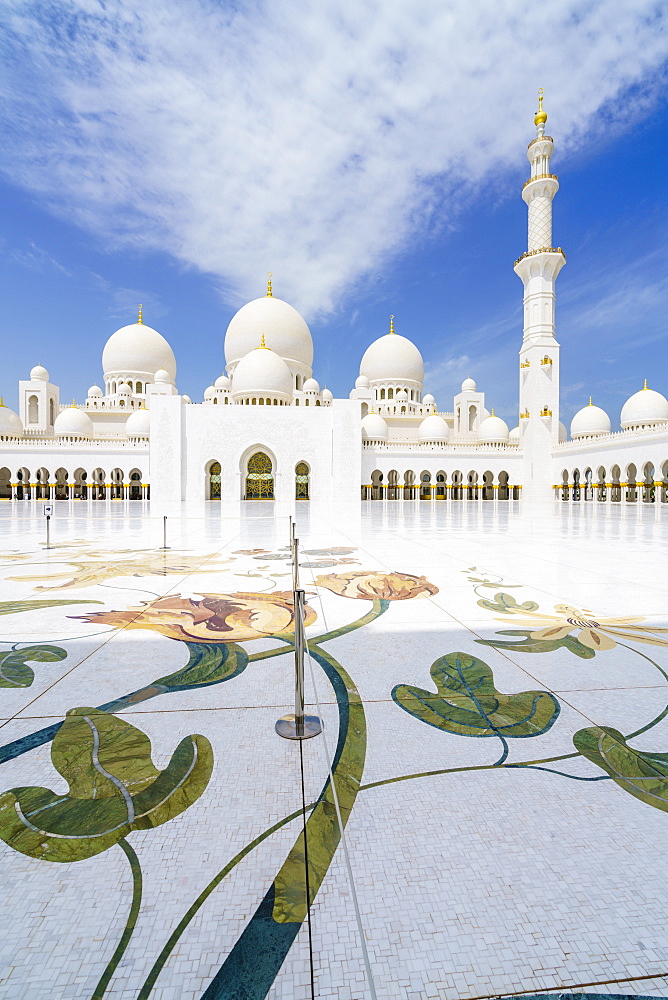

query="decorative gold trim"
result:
[540,407,552,417]
[540,356,552,365]
[528,136,553,148]
[520,409,530,419]
[514,247,565,266]
[522,172,558,189]
[520,361,531,369]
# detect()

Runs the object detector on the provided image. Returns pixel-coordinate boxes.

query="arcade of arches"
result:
[363,470,520,500]
[0,467,147,500]
[559,462,668,503]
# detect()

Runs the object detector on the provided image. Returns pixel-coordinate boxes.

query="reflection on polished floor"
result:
[0,498,667,1000]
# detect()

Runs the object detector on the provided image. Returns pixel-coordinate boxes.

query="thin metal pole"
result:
[161,515,169,550]
[46,515,50,550]
[294,589,305,737]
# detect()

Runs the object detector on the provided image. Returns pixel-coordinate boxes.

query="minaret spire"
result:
[515,91,566,496]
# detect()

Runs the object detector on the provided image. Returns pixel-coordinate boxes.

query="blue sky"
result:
[1,0,667,430]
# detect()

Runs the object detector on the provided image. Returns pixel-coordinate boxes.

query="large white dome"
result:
[418,415,450,443]
[232,347,293,398]
[0,402,23,436]
[126,408,150,439]
[478,414,510,444]
[571,402,611,439]
[54,407,94,439]
[360,334,424,385]
[620,383,668,429]
[225,297,313,370]
[361,412,389,441]
[103,322,176,381]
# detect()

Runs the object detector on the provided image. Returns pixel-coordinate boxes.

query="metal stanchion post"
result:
[276,535,322,741]
[161,515,170,550]
[43,502,53,549]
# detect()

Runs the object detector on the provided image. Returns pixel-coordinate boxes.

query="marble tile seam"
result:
[488,969,668,999]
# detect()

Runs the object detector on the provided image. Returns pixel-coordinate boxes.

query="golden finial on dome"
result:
[534,88,548,127]
[138,304,143,324]
[643,378,648,389]
[389,314,395,335]
[589,396,593,405]
[260,334,267,348]
[267,272,273,297]
[491,408,495,416]
[0,398,4,407]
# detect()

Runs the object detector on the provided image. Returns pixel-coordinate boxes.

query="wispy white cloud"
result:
[1,0,667,314]
[10,242,72,275]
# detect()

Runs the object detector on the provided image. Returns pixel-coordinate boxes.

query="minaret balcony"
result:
[514,246,566,267]
[522,172,558,190]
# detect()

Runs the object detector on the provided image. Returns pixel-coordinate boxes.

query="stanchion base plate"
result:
[275,714,323,740]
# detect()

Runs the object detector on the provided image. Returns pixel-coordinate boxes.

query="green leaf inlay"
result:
[392,651,560,739]
[0,707,213,862]
[0,645,67,688]
[476,592,539,614]
[573,725,668,812]
[475,629,595,658]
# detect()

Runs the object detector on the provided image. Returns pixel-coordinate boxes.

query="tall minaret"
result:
[514,91,565,499]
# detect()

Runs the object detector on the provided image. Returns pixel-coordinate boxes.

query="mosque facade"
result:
[1,99,667,507]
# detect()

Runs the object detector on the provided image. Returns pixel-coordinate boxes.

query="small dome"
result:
[322,387,333,401]
[154,369,171,385]
[88,385,103,397]
[461,377,477,392]
[559,421,567,443]
[303,377,320,393]
[214,374,231,389]
[125,408,150,438]
[620,382,668,429]
[117,382,132,396]
[396,389,408,402]
[478,414,509,444]
[225,296,313,369]
[103,321,176,381]
[204,386,215,399]
[360,333,424,385]
[423,393,435,405]
[355,374,370,389]
[232,347,293,399]
[30,364,49,381]
[54,406,94,439]
[361,412,389,441]
[182,394,192,404]
[0,401,23,436]
[571,401,611,439]
[418,415,450,443]
[509,425,520,443]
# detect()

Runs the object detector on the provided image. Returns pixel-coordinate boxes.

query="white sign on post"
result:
[43,504,53,517]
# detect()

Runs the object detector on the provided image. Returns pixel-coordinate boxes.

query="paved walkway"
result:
[0,499,667,1000]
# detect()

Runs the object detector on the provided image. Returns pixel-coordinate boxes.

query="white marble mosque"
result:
[1,96,667,507]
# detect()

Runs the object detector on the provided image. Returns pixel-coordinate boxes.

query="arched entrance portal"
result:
[246,452,274,499]
[208,461,221,500]
[295,461,310,499]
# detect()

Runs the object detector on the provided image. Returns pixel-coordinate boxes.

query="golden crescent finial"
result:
[138,304,143,324]
[589,396,593,406]
[260,333,267,348]
[643,378,648,390]
[389,314,395,335]
[267,272,273,297]
[534,88,548,127]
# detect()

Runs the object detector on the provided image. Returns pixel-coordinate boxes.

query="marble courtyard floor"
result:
[0,498,667,1000]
